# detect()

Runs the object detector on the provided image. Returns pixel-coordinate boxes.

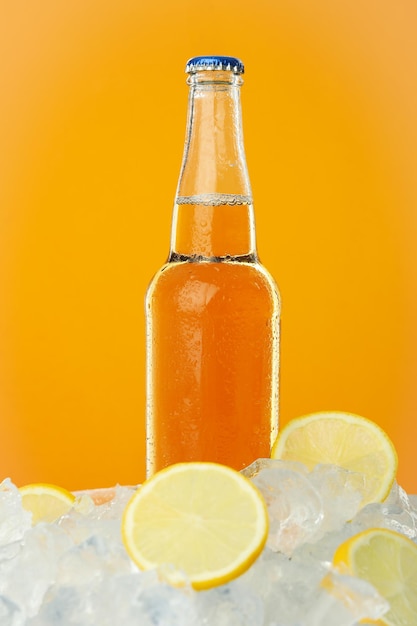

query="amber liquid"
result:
[146,198,280,476]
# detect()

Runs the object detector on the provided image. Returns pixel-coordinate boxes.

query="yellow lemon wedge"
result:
[271,411,398,506]
[19,483,75,524]
[332,528,417,625]
[121,462,268,590]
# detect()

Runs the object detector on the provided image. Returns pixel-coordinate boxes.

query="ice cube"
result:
[27,584,93,625]
[0,523,72,618]
[380,482,416,538]
[127,578,198,626]
[83,485,137,520]
[240,543,329,625]
[308,465,363,535]
[352,481,417,539]
[195,579,264,626]
[91,571,199,626]
[58,485,136,547]
[248,462,365,556]
[0,595,25,626]
[312,569,389,626]
[0,479,31,546]
[242,458,308,480]
[251,462,323,554]
[56,533,133,587]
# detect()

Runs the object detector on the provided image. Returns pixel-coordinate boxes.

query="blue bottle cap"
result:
[185,55,244,75]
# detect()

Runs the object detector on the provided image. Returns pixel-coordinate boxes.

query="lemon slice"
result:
[19,483,75,524]
[122,462,268,590]
[271,411,397,506]
[333,528,417,625]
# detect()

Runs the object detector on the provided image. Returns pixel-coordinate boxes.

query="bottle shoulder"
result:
[146,258,281,310]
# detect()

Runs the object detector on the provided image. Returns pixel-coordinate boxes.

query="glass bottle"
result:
[146,55,280,477]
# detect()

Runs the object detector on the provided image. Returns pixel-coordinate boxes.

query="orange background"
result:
[1,0,416,492]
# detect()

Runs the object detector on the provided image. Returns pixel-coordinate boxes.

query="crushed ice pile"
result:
[0,460,416,626]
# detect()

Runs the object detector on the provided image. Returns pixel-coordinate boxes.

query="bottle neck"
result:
[170,70,256,260]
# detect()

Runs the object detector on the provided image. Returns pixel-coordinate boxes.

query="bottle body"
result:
[146,199,280,476]
[145,57,280,476]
